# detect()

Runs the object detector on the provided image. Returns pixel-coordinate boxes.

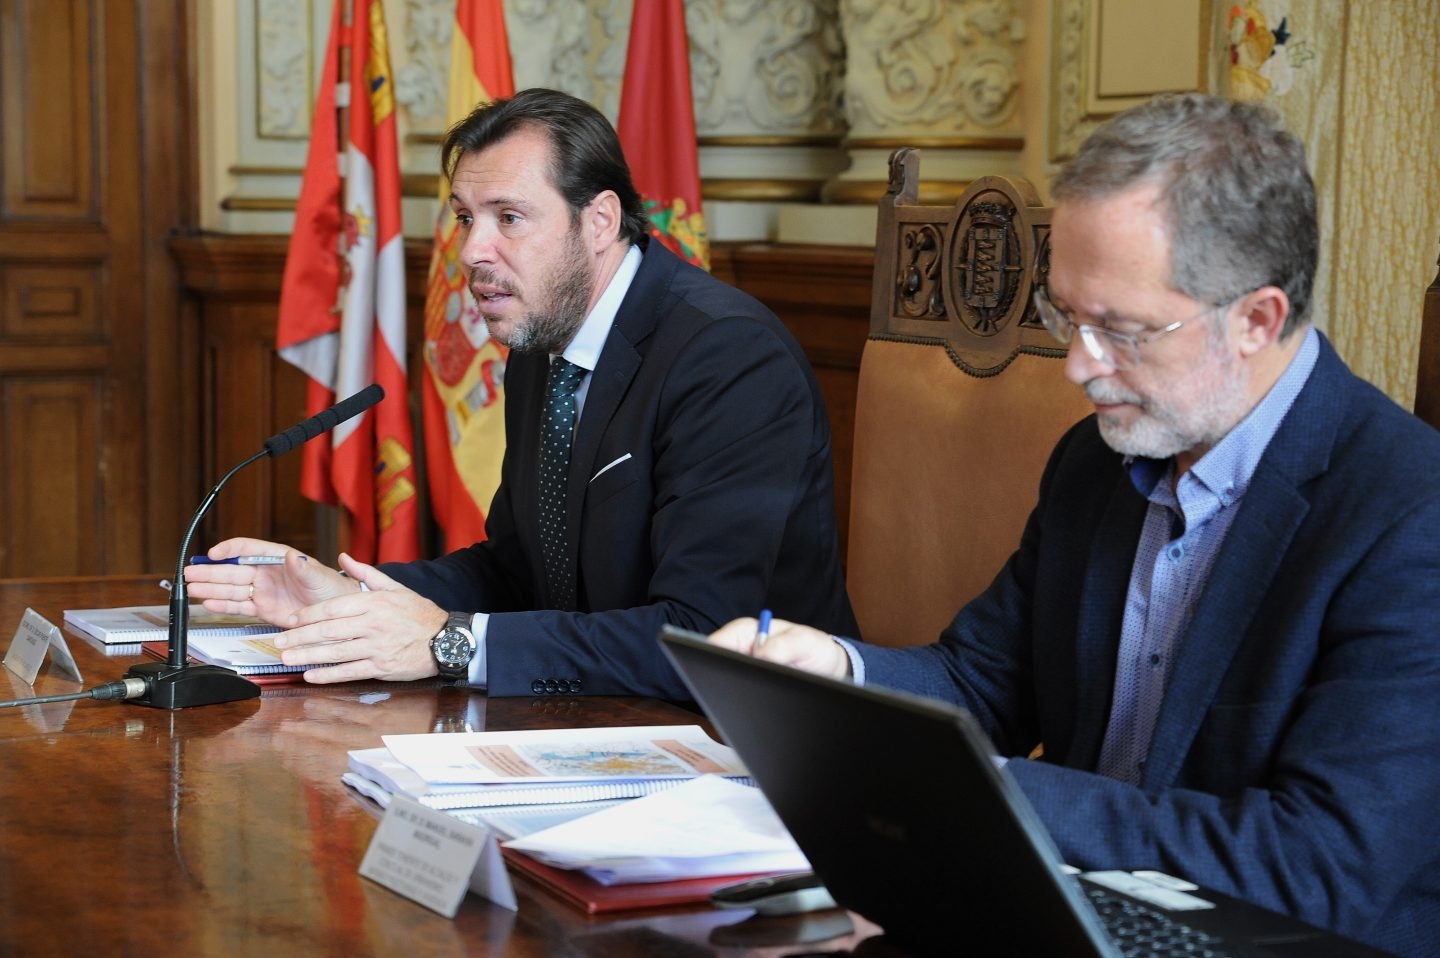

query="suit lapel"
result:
[507,350,548,543]
[1070,473,1148,767]
[1140,337,1347,788]
[561,241,676,588]
[1140,473,1311,787]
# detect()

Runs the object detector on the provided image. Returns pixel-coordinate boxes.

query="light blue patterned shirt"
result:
[1094,326,1319,783]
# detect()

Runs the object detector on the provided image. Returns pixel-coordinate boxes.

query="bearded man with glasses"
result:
[709,93,1440,956]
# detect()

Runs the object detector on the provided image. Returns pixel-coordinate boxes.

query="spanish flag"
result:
[420,0,515,552]
[618,0,709,270]
[276,0,420,563]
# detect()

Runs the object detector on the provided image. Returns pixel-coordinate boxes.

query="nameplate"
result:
[359,795,517,917]
[3,609,82,685]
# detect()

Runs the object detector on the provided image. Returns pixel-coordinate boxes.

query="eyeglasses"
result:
[1033,286,1236,371]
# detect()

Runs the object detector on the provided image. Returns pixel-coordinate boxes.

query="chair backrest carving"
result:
[847,149,1093,647]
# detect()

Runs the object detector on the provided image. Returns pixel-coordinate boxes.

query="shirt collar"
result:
[558,244,642,373]
[1127,325,1321,502]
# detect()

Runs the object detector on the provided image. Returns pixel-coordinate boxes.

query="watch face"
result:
[433,629,474,666]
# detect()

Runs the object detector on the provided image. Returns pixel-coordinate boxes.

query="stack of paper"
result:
[504,775,809,884]
[342,725,808,890]
[345,724,752,810]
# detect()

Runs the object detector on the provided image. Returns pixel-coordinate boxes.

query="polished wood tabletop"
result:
[0,575,885,958]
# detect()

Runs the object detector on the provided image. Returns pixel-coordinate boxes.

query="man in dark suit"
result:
[186,89,855,700]
[711,94,1440,956]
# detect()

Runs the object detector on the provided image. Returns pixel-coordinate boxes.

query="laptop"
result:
[658,626,1394,958]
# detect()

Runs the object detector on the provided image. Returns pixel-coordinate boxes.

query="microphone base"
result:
[123,661,262,710]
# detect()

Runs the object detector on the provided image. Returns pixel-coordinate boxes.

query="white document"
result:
[503,774,809,884]
[380,724,748,785]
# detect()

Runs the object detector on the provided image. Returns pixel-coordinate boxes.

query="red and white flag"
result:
[421,0,515,552]
[276,0,420,564]
[617,0,709,270]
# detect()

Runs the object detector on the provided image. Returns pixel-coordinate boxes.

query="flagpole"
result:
[328,0,355,561]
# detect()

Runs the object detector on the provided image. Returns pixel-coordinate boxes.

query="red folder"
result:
[501,847,777,915]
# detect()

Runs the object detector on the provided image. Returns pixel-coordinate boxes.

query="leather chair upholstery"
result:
[847,151,1092,648]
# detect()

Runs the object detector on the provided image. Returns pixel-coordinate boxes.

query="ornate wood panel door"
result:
[0,0,194,576]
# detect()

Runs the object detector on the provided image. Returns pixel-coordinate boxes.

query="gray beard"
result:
[1088,353,1250,460]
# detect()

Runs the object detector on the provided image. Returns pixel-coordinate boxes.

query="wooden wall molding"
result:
[170,234,874,561]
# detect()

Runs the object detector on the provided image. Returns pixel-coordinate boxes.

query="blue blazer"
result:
[858,336,1440,957]
[384,240,856,700]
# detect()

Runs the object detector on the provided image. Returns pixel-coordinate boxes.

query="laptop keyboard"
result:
[1085,885,1234,957]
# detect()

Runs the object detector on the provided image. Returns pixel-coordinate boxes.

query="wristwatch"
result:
[430,611,476,681]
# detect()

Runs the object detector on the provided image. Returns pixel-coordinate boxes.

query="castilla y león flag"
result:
[421,0,515,553]
[276,0,419,564]
[617,0,709,271]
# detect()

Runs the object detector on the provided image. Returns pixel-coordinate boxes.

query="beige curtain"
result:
[1222,0,1440,408]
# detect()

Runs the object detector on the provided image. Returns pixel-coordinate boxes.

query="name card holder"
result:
[359,794,517,917]
[4,609,82,686]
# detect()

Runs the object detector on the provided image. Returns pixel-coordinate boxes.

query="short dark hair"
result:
[1051,93,1318,335]
[440,88,650,245]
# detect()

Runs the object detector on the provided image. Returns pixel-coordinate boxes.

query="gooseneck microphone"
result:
[124,384,384,709]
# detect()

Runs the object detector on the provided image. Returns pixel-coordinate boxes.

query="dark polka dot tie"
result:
[539,356,586,609]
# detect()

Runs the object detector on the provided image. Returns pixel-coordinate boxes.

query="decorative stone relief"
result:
[394,0,454,133]
[686,0,844,137]
[842,0,1022,138]
[502,0,615,116]
[256,0,311,139]
[1048,0,1089,161]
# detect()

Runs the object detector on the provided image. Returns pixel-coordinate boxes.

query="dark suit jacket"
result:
[384,240,857,700]
[857,335,1440,957]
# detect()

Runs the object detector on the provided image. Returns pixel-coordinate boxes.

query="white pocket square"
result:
[591,453,633,483]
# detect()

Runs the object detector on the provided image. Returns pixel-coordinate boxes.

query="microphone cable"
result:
[0,677,148,709]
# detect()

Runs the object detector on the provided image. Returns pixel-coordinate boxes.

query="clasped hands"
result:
[183,537,448,683]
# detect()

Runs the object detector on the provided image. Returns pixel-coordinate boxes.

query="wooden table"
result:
[0,575,884,957]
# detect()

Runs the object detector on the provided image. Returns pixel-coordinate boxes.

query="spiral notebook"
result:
[344,747,747,810]
[137,634,316,676]
[344,725,753,811]
[64,604,280,645]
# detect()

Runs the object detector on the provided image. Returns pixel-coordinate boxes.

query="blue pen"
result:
[755,609,773,648]
[190,555,288,565]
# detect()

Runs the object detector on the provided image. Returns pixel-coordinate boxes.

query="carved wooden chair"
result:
[846,150,1093,648]
[1414,234,1440,431]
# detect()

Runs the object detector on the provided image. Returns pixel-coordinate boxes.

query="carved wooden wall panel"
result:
[0,0,95,219]
[0,0,193,577]
[1,379,103,573]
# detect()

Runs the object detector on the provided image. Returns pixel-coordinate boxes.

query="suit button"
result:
[567,679,582,694]
[544,679,560,694]
[530,679,545,694]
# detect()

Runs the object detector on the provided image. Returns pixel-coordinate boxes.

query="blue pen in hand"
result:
[755,609,773,649]
[190,555,287,565]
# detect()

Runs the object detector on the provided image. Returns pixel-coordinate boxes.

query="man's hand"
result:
[273,553,450,684]
[708,616,852,680]
[184,537,357,623]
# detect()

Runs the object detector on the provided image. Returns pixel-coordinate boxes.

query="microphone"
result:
[263,383,383,457]
[124,385,385,709]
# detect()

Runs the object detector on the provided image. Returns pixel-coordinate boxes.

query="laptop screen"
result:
[658,625,1120,956]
